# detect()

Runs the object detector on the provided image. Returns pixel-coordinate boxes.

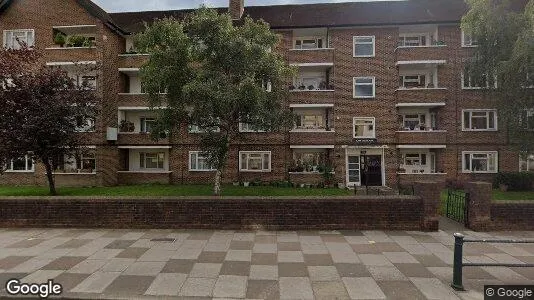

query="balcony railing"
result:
[395,130,447,144]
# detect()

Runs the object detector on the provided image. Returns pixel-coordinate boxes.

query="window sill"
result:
[3,171,35,173]
[53,172,96,175]
[394,45,447,51]
[289,172,336,175]
[118,171,172,174]
[289,48,334,51]
[290,129,335,133]
[189,170,217,172]
[396,130,447,133]
[45,47,96,50]
[118,53,150,57]
[461,129,498,132]
[289,90,335,92]
[397,172,447,175]
[239,170,272,173]
[395,88,447,91]
[462,171,497,174]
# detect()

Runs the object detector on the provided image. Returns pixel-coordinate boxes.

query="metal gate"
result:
[446,190,469,225]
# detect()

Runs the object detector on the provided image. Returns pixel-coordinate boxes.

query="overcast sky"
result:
[92,0,394,13]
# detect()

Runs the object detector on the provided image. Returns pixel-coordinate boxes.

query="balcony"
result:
[287,48,334,64]
[289,104,336,145]
[45,25,98,62]
[395,25,448,61]
[395,130,447,145]
[118,53,149,69]
[288,146,334,184]
[396,103,447,144]
[290,64,334,96]
[117,107,169,145]
[117,147,172,183]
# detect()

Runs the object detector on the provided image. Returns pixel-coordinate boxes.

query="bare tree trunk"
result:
[43,159,57,196]
[213,169,223,195]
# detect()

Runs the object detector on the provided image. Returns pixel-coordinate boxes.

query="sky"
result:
[92,0,394,13]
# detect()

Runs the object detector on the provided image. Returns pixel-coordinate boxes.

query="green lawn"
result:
[0,184,353,197]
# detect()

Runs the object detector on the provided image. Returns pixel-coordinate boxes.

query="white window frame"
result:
[462,109,498,131]
[74,116,96,133]
[521,109,534,131]
[189,151,216,172]
[239,151,271,172]
[461,30,478,47]
[353,117,376,139]
[353,36,375,57]
[462,151,498,173]
[139,152,165,170]
[54,150,96,174]
[519,154,534,172]
[353,77,376,98]
[188,125,221,134]
[294,37,325,50]
[4,155,34,173]
[140,117,156,133]
[3,29,35,49]
[461,72,495,90]
[239,123,266,133]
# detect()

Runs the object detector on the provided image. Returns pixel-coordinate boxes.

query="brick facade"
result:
[0,0,525,188]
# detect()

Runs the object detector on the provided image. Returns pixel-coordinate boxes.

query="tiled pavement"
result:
[0,218,532,299]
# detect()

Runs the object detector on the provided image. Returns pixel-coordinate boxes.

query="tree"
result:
[0,48,99,195]
[462,0,534,156]
[135,8,294,195]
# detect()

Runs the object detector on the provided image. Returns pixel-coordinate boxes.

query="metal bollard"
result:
[451,233,465,290]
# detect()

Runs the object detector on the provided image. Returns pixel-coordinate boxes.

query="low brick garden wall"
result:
[0,196,425,230]
[466,182,534,231]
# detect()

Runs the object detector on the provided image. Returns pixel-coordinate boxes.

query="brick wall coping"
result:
[492,201,534,204]
[0,195,420,202]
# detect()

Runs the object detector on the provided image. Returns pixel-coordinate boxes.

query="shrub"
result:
[54,33,66,46]
[493,172,534,191]
[66,35,87,47]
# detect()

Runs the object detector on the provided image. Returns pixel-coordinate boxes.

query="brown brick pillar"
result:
[414,181,440,231]
[465,182,492,231]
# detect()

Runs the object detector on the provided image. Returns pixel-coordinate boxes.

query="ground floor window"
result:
[462,151,498,173]
[189,151,215,171]
[4,155,34,172]
[519,154,534,172]
[290,150,326,173]
[239,151,271,172]
[54,150,96,173]
[400,151,436,173]
[140,152,165,169]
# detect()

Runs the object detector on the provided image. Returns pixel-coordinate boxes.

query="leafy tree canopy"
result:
[135,7,294,194]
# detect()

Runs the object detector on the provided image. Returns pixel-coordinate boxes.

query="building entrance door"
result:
[360,155,382,186]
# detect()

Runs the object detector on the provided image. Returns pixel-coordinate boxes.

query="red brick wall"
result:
[490,203,534,230]
[0,195,424,230]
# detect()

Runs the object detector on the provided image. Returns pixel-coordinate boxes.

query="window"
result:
[353,117,376,138]
[462,110,497,131]
[140,152,165,169]
[3,29,35,49]
[404,153,427,166]
[462,67,495,89]
[398,34,428,47]
[400,152,436,173]
[75,116,95,132]
[189,151,215,171]
[294,37,324,49]
[462,31,478,47]
[140,118,156,133]
[295,114,326,130]
[239,123,266,133]
[5,156,34,172]
[399,75,428,89]
[353,36,375,57]
[239,151,271,172]
[462,151,498,173]
[520,110,534,130]
[520,154,534,172]
[353,77,375,98]
[291,151,326,173]
[188,125,220,133]
[402,114,426,130]
[54,150,96,173]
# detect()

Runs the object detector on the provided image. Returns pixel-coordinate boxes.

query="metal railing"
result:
[451,233,534,290]
[446,190,469,224]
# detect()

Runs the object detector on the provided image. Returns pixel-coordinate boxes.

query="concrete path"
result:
[0,218,532,299]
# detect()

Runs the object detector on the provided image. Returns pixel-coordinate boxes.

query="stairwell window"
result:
[353,36,375,57]
[353,77,375,98]
[140,152,165,170]
[462,110,497,131]
[520,154,534,172]
[353,117,376,139]
[462,151,498,173]
[239,151,271,172]
[3,29,35,49]
[189,151,215,171]
[462,30,478,47]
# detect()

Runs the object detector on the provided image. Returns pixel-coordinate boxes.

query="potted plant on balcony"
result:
[298,84,306,90]
[307,85,315,90]
[66,35,86,47]
[397,167,406,173]
[289,84,295,90]
[319,81,327,90]
[54,33,66,48]
[119,120,135,133]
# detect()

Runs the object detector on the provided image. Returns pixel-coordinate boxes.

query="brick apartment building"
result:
[0,0,531,188]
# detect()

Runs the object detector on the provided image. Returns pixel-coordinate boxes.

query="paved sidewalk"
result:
[0,219,532,299]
